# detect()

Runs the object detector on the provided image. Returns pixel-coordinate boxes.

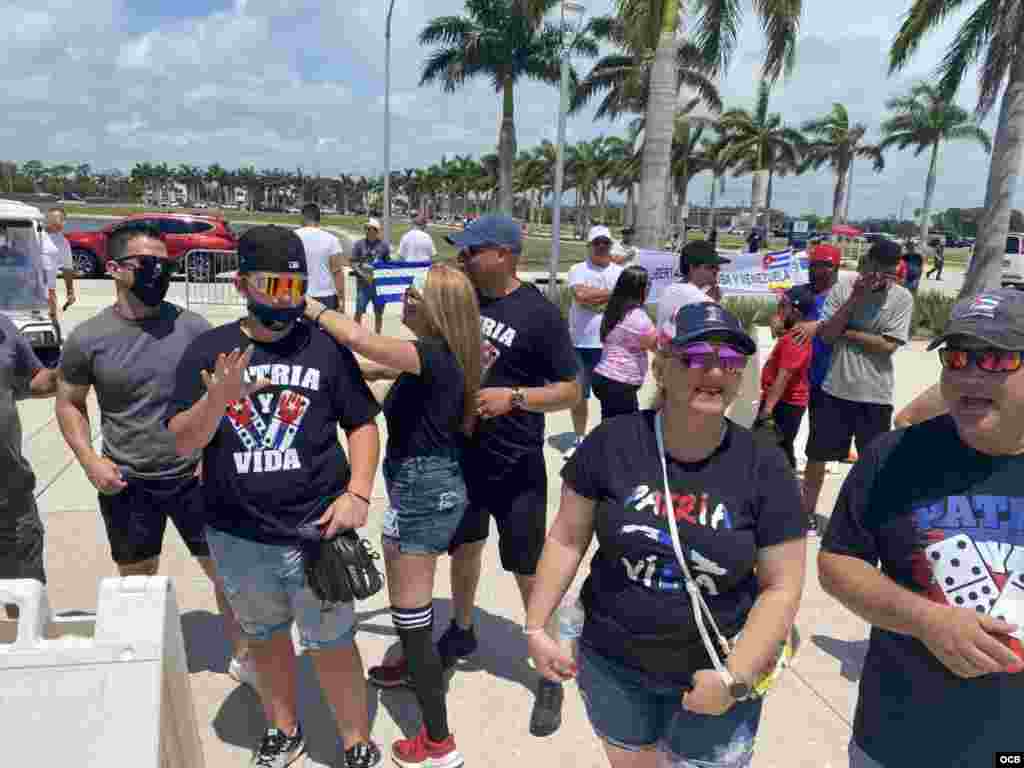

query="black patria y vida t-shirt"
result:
[383,338,465,461]
[167,321,380,545]
[822,415,1023,766]
[562,410,804,685]
[472,282,578,466]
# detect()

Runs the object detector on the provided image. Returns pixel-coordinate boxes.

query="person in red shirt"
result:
[756,288,815,468]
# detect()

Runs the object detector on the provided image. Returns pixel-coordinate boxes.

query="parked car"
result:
[65,212,237,282]
[1002,233,1024,289]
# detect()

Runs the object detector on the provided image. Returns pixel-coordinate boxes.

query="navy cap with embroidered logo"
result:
[928,289,1024,351]
[238,225,307,275]
[445,213,523,253]
[666,301,757,355]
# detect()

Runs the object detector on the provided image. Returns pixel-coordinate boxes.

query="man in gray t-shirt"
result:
[55,225,247,681]
[802,239,913,528]
[0,314,58,585]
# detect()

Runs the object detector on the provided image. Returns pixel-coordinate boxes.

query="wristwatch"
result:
[510,387,527,410]
[721,667,752,701]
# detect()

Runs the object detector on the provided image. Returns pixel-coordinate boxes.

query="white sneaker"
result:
[228,656,258,688]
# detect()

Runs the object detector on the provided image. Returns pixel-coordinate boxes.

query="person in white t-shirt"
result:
[295,203,346,312]
[41,208,76,323]
[655,239,727,329]
[566,225,624,454]
[398,213,437,262]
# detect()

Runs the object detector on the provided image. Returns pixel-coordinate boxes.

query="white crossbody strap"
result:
[655,411,734,681]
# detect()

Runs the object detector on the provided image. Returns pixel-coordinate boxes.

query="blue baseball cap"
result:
[446,214,523,253]
[668,302,756,355]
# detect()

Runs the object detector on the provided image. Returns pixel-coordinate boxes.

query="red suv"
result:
[66,212,237,281]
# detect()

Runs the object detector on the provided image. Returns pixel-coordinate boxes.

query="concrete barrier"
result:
[0,577,205,768]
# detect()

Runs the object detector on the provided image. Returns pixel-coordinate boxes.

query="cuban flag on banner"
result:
[372,261,432,305]
[761,249,793,270]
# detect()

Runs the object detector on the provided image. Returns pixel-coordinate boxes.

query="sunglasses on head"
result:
[668,342,748,372]
[248,273,307,302]
[939,347,1024,373]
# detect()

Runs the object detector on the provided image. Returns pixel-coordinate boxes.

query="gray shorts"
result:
[205,526,356,650]
[0,493,45,583]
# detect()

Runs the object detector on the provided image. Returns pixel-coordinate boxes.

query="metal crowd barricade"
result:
[182,248,243,310]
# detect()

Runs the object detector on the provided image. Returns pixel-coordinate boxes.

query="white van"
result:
[0,200,61,365]
[1002,233,1024,289]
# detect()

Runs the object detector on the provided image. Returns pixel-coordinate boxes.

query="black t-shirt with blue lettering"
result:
[472,282,577,468]
[822,415,1023,766]
[562,410,804,685]
[383,338,464,461]
[167,320,380,545]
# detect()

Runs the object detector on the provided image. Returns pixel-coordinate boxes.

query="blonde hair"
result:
[419,264,483,435]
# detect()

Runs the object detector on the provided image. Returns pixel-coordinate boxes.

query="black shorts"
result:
[98,473,209,564]
[592,373,641,420]
[448,450,547,576]
[314,294,340,312]
[805,389,893,463]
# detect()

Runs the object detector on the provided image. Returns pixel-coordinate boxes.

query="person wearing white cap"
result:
[566,225,624,455]
[350,218,391,334]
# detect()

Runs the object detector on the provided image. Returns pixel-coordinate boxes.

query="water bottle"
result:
[556,597,585,662]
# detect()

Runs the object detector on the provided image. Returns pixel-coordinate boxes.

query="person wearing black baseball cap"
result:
[527,301,805,768]
[803,239,913,533]
[656,239,729,330]
[167,226,384,768]
[819,288,1024,768]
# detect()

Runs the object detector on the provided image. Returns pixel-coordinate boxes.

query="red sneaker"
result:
[392,727,463,768]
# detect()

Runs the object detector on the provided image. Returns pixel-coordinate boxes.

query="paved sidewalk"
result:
[12,280,945,767]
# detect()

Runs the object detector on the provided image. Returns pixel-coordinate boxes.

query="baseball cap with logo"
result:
[238,225,307,275]
[928,289,1024,351]
[782,285,818,318]
[588,225,613,243]
[662,301,756,355]
[445,213,523,253]
[682,239,731,267]
[366,218,381,230]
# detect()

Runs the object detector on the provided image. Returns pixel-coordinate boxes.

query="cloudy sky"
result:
[2,0,1002,218]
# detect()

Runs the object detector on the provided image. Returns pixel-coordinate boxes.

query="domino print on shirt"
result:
[263,390,311,451]
[225,398,267,452]
[991,571,1024,640]
[925,533,1000,614]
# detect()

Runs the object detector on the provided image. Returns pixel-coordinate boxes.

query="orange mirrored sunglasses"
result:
[248,273,307,301]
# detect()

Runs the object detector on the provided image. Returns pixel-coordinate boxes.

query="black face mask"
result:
[129,256,172,306]
[248,298,306,331]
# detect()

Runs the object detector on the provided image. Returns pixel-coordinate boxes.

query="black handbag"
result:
[304,530,384,606]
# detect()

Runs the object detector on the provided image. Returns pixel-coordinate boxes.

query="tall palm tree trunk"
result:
[832,162,849,223]
[962,45,1024,297]
[636,0,679,248]
[918,141,940,248]
[498,77,517,214]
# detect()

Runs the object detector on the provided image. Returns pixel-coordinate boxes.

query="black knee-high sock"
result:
[393,604,449,742]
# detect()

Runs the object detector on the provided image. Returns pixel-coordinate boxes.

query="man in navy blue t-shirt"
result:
[168,226,383,768]
[820,289,1024,767]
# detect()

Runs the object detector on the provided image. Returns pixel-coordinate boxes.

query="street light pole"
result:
[547,1,584,301]
[383,0,396,245]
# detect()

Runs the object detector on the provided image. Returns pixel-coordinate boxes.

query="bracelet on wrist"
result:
[346,490,371,505]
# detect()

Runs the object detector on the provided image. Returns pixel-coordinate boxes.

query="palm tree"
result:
[890,0,1024,296]
[801,103,885,224]
[624,0,802,249]
[418,0,597,214]
[879,83,992,249]
[669,115,712,230]
[571,15,721,121]
[717,81,805,230]
[698,133,734,233]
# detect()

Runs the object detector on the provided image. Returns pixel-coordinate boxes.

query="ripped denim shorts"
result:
[576,642,763,767]
[382,455,468,555]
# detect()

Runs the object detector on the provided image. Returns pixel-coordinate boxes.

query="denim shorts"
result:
[575,347,603,399]
[204,526,356,650]
[576,643,763,766]
[382,456,467,555]
[355,280,383,315]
